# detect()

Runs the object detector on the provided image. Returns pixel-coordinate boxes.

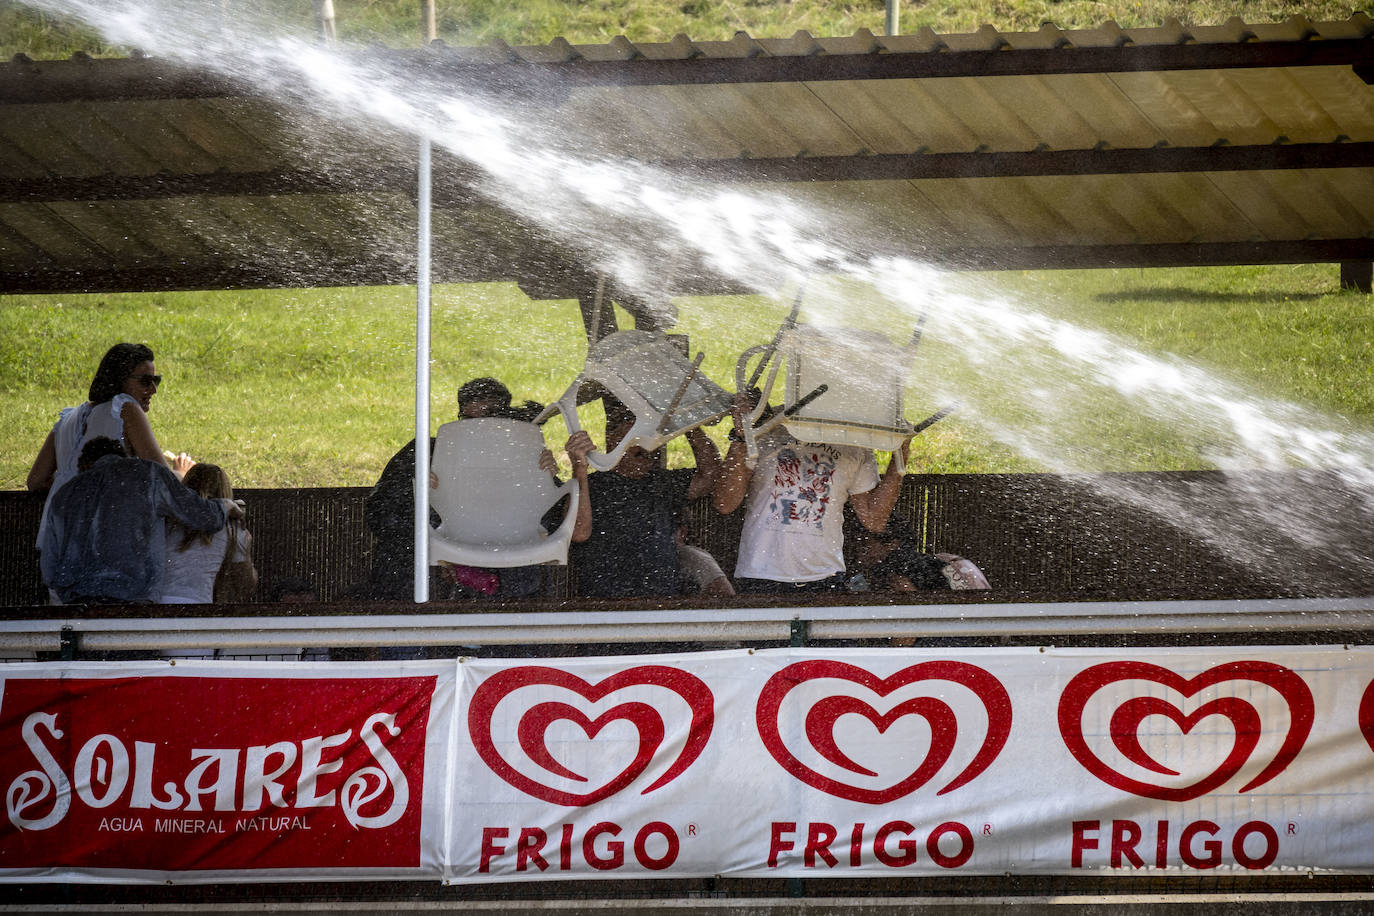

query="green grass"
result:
[2,0,1366,59]
[2,264,1371,488]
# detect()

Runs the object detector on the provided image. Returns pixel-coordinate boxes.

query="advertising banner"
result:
[6,645,1374,882]
[0,661,455,883]
[451,646,1374,881]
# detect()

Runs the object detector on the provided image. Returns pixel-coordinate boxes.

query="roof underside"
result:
[1,16,1372,302]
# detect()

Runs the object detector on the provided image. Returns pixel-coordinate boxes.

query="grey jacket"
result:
[40,455,227,603]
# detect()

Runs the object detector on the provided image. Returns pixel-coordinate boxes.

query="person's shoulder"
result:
[112,393,142,417]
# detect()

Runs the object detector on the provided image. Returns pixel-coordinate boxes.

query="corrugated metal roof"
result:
[1,16,1372,302]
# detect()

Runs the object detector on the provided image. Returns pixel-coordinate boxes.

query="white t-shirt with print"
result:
[734,436,879,583]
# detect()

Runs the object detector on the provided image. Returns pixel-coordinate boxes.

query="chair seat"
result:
[537,330,732,471]
[738,322,922,472]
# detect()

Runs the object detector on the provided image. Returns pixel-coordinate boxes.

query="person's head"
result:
[457,377,512,419]
[182,463,233,500]
[605,415,663,479]
[872,548,951,592]
[88,343,158,410]
[77,436,126,472]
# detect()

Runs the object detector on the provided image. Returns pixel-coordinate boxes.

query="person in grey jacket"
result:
[40,437,237,604]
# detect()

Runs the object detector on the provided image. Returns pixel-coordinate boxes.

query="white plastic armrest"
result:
[546,474,582,548]
[538,377,618,471]
[586,414,662,472]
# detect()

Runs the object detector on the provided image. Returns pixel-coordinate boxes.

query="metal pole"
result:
[420,0,437,43]
[414,137,433,603]
[885,0,898,36]
[313,0,337,42]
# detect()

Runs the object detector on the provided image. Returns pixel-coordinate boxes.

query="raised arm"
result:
[848,437,915,533]
[27,429,57,491]
[684,427,722,502]
[712,394,754,514]
[564,431,595,543]
[120,401,179,473]
[157,467,230,534]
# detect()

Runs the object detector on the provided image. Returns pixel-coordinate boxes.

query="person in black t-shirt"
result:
[569,400,721,598]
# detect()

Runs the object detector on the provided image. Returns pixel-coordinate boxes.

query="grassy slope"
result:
[3,265,1370,488]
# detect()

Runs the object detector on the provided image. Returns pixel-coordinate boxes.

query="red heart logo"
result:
[1058,660,1313,802]
[755,660,1012,804]
[1356,678,1374,753]
[468,665,713,806]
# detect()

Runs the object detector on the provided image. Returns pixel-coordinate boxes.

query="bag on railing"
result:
[935,553,991,590]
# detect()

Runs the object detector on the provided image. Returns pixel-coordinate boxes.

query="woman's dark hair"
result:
[873,547,951,591]
[88,343,155,404]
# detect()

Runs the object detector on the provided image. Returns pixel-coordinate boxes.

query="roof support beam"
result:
[662,141,1374,182]
[0,167,480,204]
[927,238,1374,271]
[7,239,1373,295]
[6,143,1372,205]
[489,39,1374,86]
[2,38,1371,103]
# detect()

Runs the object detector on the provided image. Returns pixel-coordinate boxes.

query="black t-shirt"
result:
[572,468,693,598]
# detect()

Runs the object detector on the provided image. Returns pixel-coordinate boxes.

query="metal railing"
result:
[6,596,1374,658]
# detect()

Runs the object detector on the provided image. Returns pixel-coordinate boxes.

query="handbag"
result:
[212,519,259,603]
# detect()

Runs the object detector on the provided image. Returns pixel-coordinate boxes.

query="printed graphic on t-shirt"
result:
[765,444,841,534]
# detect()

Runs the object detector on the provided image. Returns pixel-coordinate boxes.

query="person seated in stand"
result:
[40,437,238,605]
[713,392,913,594]
[676,511,735,598]
[28,343,195,598]
[567,397,721,598]
[847,509,992,593]
[365,377,555,600]
[159,462,257,606]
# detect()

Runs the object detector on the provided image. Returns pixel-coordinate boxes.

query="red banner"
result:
[0,669,443,876]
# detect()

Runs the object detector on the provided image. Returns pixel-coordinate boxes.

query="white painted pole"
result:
[414,137,433,603]
[313,0,337,42]
[885,0,898,36]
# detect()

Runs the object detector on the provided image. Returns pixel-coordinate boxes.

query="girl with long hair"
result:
[160,463,257,605]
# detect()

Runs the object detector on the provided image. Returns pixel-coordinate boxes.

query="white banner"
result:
[451,646,1374,880]
[6,645,1374,882]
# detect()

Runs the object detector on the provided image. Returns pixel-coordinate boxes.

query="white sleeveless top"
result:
[36,394,138,548]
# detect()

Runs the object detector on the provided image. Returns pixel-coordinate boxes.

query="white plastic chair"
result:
[737,319,943,474]
[536,329,733,471]
[428,418,580,568]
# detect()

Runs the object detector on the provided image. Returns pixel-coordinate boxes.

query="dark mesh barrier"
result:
[5,470,1374,607]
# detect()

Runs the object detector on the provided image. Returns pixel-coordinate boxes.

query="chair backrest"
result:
[430,418,565,547]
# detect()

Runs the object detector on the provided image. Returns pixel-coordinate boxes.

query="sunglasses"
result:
[128,373,162,388]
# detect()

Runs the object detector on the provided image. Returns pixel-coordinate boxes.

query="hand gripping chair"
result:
[737,318,951,474]
[536,329,734,471]
[428,418,580,568]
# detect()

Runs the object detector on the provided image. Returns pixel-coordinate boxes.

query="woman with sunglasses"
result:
[28,343,192,555]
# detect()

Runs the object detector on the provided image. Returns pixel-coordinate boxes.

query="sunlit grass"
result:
[2,263,1371,488]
